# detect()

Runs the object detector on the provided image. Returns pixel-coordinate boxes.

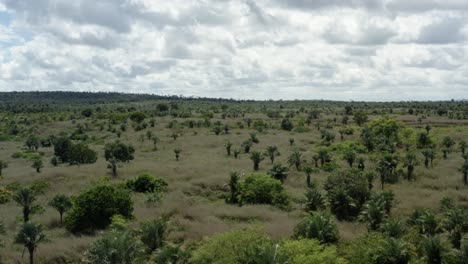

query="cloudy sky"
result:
[0,0,467,101]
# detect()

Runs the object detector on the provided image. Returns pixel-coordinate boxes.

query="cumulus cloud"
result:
[0,0,466,100]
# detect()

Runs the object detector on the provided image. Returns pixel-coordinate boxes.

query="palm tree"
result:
[357,156,365,170]
[422,236,443,264]
[265,146,280,164]
[31,159,43,173]
[249,132,259,143]
[403,152,419,181]
[422,149,435,168]
[459,140,467,154]
[380,218,407,239]
[140,217,168,253]
[227,172,240,204]
[303,166,314,187]
[242,140,253,153]
[288,151,303,171]
[312,154,319,167]
[250,151,264,171]
[460,163,468,185]
[304,187,325,212]
[13,187,36,222]
[293,212,339,244]
[359,196,387,231]
[233,148,241,159]
[86,230,144,264]
[15,223,45,264]
[443,207,467,249]
[374,238,410,264]
[174,148,181,161]
[343,149,356,168]
[317,148,331,167]
[224,141,233,156]
[48,194,72,225]
[267,163,288,183]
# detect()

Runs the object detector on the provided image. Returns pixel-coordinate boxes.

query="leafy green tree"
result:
[281,118,293,131]
[48,194,72,225]
[68,143,97,166]
[293,212,339,244]
[324,169,370,220]
[129,112,146,123]
[25,135,40,152]
[403,152,419,181]
[31,158,43,173]
[104,141,135,177]
[53,136,73,163]
[288,151,303,171]
[15,222,45,264]
[250,151,264,171]
[65,185,133,233]
[265,146,280,164]
[361,127,374,152]
[140,217,169,253]
[239,174,289,207]
[353,110,368,126]
[343,148,357,168]
[266,163,288,183]
[374,238,411,264]
[13,187,36,222]
[85,230,144,264]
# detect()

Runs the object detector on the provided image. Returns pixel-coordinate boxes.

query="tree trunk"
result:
[60,212,63,225]
[306,174,311,187]
[29,247,34,264]
[23,207,30,222]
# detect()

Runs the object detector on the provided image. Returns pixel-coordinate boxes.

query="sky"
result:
[0,0,467,101]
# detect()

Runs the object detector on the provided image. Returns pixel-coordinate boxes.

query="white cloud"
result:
[0,0,466,100]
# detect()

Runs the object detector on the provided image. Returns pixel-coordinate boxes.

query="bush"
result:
[190,227,272,264]
[279,239,347,264]
[85,230,144,264]
[293,213,339,244]
[239,174,289,208]
[0,187,12,204]
[125,173,168,193]
[65,185,133,234]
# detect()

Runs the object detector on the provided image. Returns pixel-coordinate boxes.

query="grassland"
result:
[0,93,467,263]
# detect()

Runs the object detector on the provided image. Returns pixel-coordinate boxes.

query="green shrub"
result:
[125,173,168,193]
[279,239,347,264]
[239,174,289,208]
[85,230,144,264]
[0,187,12,204]
[65,185,133,234]
[190,227,272,264]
